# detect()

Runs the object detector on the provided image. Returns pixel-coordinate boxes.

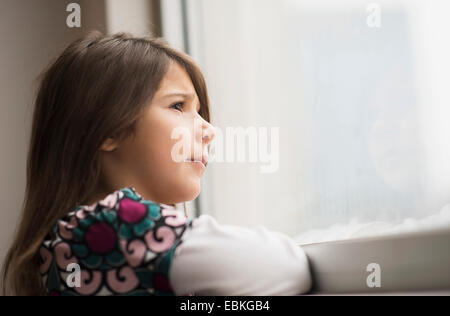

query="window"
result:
[162,0,450,245]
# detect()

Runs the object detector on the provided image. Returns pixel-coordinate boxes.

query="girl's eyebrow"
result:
[162,92,195,99]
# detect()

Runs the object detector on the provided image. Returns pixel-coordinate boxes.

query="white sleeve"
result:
[169,214,313,296]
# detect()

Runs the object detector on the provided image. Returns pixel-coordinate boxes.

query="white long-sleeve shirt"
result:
[39,187,313,296]
[170,214,312,296]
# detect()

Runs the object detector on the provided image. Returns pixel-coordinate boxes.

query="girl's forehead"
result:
[162,62,191,84]
[155,64,197,99]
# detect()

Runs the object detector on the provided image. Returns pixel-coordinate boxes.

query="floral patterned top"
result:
[39,186,313,296]
[39,187,192,296]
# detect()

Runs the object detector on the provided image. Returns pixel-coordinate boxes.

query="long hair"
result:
[1,31,211,295]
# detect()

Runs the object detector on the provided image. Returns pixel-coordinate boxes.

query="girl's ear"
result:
[100,137,119,152]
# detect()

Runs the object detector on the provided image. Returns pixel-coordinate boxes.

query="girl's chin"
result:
[174,179,201,203]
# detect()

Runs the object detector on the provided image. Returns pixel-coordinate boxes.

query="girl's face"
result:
[98,61,215,204]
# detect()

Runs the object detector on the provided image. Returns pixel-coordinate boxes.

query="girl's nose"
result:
[195,115,215,145]
[202,124,215,144]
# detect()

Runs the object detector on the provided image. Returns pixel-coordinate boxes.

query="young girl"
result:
[1,31,312,296]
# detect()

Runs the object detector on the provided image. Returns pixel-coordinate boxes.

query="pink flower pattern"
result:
[38,187,193,296]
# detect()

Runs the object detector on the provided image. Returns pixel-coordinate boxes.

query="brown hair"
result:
[1,31,211,295]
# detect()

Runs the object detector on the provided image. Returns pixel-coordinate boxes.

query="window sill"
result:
[300,227,450,294]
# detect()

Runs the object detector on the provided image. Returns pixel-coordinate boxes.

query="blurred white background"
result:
[167,0,450,238]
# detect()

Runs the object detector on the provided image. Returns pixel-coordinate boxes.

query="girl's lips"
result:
[186,160,206,171]
[186,154,208,167]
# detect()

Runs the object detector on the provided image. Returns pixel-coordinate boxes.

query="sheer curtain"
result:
[162,0,450,240]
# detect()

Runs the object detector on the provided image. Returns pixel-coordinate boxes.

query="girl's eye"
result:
[171,102,184,112]
[171,102,202,115]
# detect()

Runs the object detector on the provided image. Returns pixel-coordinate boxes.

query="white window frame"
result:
[301,228,450,294]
